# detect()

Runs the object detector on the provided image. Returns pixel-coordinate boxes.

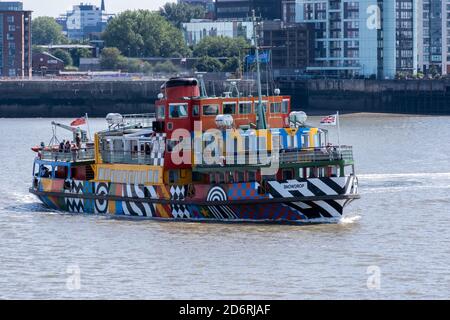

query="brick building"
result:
[0,2,32,77]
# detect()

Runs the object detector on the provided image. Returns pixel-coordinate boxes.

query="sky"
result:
[20,0,176,17]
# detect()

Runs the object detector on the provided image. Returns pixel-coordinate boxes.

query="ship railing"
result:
[279,146,353,163]
[121,113,155,128]
[40,147,95,162]
[100,151,156,165]
[198,146,353,167]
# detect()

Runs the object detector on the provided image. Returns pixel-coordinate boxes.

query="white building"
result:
[417,0,450,75]
[182,19,254,45]
[295,0,418,79]
[61,1,112,41]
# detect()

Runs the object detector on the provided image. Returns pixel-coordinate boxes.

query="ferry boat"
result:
[29,74,359,224]
[29,16,359,224]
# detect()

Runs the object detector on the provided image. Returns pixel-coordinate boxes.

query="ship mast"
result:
[252,10,267,130]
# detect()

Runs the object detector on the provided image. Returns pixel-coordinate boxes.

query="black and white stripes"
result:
[268,176,358,219]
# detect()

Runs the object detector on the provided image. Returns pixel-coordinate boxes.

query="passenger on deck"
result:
[64,141,71,153]
[59,140,65,152]
[75,134,81,149]
[70,143,78,161]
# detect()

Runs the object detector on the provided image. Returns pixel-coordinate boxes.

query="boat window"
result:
[223,102,236,115]
[169,103,188,118]
[282,100,289,113]
[192,105,200,117]
[203,104,219,116]
[169,170,179,183]
[236,171,245,183]
[270,102,282,113]
[218,172,225,184]
[299,168,305,179]
[282,169,294,180]
[239,102,252,115]
[156,105,165,120]
[38,165,52,178]
[247,170,256,182]
[55,166,68,179]
[227,172,234,184]
[209,173,216,184]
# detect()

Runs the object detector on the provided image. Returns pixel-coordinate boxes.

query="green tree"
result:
[52,49,73,67]
[102,10,190,58]
[99,47,127,70]
[152,61,179,73]
[193,36,249,59]
[194,56,223,72]
[32,16,68,45]
[223,56,241,73]
[159,2,206,28]
[70,48,93,67]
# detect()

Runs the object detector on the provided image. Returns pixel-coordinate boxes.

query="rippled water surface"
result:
[1,114,450,299]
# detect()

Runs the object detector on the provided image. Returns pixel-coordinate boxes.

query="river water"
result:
[0,114,450,299]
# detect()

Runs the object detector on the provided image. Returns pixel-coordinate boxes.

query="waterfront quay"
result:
[0,78,449,117]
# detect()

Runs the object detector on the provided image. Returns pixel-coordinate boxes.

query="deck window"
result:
[203,104,219,116]
[223,102,236,115]
[169,170,179,183]
[169,103,188,118]
[236,171,245,183]
[282,100,289,113]
[247,170,256,182]
[282,169,294,180]
[239,102,252,115]
[270,102,282,113]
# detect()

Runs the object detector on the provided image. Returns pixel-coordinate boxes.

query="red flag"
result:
[71,117,86,127]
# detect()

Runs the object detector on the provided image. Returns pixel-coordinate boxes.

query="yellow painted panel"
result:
[309,128,318,147]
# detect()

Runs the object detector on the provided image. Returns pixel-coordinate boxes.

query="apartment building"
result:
[0,1,32,77]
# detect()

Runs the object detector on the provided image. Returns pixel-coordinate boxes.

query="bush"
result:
[52,49,73,67]
[194,56,223,72]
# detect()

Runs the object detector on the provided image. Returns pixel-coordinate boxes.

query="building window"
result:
[8,25,15,31]
[7,16,14,23]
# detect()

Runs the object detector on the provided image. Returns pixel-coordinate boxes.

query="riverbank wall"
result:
[0,79,449,117]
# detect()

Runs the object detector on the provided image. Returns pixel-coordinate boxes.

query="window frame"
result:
[238,101,252,115]
[202,104,220,116]
[169,103,189,119]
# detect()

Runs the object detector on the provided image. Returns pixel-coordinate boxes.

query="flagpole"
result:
[85,113,92,142]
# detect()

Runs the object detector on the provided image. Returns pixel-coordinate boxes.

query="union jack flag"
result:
[320,114,337,126]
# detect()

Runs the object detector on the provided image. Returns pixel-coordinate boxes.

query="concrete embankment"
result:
[278,79,450,115]
[0,78,449,117]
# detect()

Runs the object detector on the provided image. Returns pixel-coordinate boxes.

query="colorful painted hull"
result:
[30,176,359,224]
